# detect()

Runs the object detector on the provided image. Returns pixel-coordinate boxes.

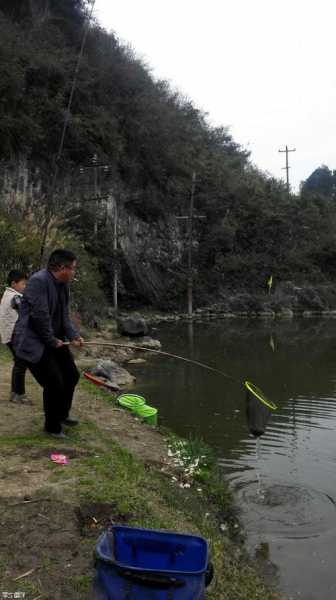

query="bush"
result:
[0,209,107,325]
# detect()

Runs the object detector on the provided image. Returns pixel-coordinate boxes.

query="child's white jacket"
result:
[0,287,22,344]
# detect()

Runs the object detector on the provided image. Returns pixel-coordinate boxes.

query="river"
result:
[129,317,336,600]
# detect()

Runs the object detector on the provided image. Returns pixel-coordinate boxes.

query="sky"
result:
[93,0,336,192]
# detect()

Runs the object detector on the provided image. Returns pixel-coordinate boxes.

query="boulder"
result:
[90,360,136,387]
[117,315,148,337]
[129,336,162,350]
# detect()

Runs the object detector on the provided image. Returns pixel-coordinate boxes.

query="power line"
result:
[39,0,96,265]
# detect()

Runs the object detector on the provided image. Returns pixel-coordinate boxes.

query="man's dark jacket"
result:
[13,269,78,363]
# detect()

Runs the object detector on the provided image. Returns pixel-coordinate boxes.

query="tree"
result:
[301,165,336,198]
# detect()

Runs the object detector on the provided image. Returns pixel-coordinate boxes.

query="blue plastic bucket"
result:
[94,525,209,599]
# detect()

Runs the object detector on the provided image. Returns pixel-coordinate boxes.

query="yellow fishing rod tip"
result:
[244,380,277,411]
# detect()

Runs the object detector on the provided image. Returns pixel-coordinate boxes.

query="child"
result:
[0,270,31,403]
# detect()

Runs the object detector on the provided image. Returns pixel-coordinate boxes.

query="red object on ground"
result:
[83,371,115,390]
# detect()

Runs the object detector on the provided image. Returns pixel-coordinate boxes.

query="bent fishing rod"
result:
[82,340,234,380]
[70,340,277,411]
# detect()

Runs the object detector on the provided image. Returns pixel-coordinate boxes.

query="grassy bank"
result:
[0,349,282,600]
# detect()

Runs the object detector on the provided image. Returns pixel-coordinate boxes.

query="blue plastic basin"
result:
[94,525,209,599]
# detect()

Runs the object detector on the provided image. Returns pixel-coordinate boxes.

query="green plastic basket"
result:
[133,404,158,426]
[117,394,146,411]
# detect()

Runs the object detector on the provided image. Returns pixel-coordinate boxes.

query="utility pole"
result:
[79,155,110,235]
[278,145,296,196]
[93,154,98,236]
[187,171,196,317]
[103,193,119,316]
[112,195,118,316]
[78,159,119,314]
[176,172,206,317]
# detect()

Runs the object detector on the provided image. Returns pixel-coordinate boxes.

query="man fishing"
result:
[13,249,83,438]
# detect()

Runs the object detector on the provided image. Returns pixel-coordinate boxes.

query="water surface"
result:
[130,318,336,600]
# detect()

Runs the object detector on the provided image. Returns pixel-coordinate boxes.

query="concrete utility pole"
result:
[104,193,119,316]
[176,172,206,317]
[79,155,110,235]
[112,195,118,316]
[78,159,119,315]
[278,145,296,196]
[92,154,99,236]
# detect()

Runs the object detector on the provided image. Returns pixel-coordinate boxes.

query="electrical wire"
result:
[39,0,96,263]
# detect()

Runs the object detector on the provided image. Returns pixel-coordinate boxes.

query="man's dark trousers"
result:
[26,346,79,433]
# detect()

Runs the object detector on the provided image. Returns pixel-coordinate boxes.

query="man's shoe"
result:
[17,394,33,405]
[61,418,79,427]
[46,430,67,439]
[9,393,32,405]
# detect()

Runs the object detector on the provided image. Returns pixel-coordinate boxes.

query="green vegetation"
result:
[1,1,336,312]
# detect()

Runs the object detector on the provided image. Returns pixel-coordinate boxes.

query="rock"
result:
[129,336,162,350]
[90,360,136,387]
[128,358,146,364]
[276,281,299,295]
[277,308,294,318]
[321,310,336,317]
[142,337,161,350]
[117,315,148,337]
[295,287,325,311]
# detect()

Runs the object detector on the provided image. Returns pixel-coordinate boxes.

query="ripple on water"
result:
[238,483,336,540]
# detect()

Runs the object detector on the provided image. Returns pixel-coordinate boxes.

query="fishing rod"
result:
[76,340,277,412]
[82,341,235,381]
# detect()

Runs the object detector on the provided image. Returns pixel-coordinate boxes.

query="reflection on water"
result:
[130,318,336,600]
[255,438,264,500]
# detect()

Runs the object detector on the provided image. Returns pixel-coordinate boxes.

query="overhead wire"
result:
[39,0,97,264]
